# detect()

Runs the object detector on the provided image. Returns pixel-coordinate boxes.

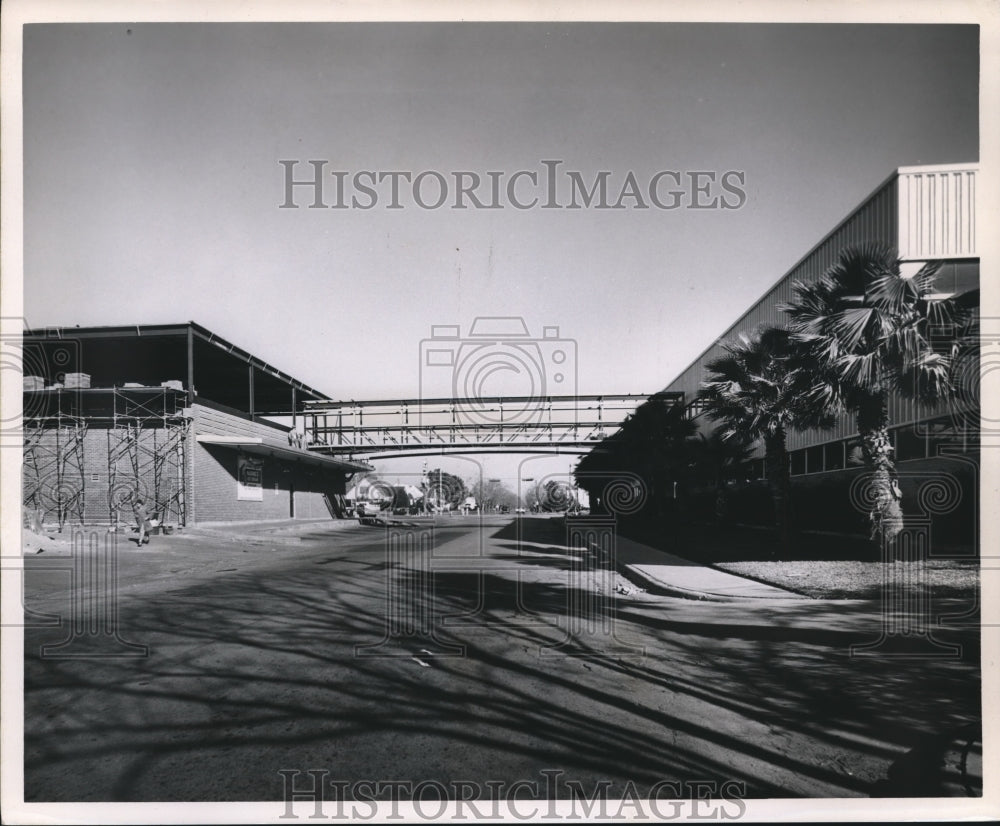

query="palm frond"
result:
[909,261,945,294]
[838,352,882,392]
[780,243,971,409]
[828,307,877,350]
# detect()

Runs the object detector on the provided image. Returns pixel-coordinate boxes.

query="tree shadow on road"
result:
[22,517,981,804]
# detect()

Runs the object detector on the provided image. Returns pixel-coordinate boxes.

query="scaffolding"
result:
[23,386,189,530]
[23,413,88,532]
[106,387,188,529]
[107,421,187,530]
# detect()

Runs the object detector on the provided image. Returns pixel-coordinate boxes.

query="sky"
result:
[20,21,979,484]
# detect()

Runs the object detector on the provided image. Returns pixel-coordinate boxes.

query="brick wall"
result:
[190,403,348,524]
[21,403,350,528]
[23,422,188,529]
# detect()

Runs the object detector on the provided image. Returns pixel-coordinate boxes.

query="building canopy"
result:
[23,321,330,416]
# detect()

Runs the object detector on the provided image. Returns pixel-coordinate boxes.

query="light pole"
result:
[421,460,430,515]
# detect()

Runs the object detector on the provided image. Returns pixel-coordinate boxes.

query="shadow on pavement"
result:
[22,516,981,803]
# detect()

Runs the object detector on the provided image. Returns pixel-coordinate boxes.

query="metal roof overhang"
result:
[195,435,372,472]
[24,321,334,408]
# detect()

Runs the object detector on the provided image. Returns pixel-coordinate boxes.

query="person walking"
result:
[133,499,151,546]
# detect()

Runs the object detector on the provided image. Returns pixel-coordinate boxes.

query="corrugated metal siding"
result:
[786,413,854,450]
[666,164,978,454]
[669,172,900,408]
[898,168,977,260]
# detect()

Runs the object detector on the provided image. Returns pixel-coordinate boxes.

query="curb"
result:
[601,545,809,603]
[616,561,737,602]
[616,560,799,602]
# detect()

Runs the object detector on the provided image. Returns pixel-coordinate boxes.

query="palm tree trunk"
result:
[763,427,793,556]
[857,393,904,548]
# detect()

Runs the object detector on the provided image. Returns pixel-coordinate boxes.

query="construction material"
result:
[63,373,91,389]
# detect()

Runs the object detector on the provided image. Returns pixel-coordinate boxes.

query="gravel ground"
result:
[715,559,980,600]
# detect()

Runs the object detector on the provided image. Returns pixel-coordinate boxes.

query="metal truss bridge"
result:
[303,393,682,459]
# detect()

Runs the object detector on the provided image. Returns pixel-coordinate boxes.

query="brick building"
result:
[21,322,369,530]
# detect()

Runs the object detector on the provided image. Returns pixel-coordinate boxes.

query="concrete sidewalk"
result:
[609,531,808,602]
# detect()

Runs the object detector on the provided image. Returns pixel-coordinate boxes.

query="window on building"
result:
[790,449,806,476]
[805,445,823,474]
[846,437,865,467]
[824,441,845,471]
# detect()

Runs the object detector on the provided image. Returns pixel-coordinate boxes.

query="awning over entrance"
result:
[195,435,372,472]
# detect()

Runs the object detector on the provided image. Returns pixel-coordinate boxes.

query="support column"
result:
[186,326,195,405]
[248,364,255,421]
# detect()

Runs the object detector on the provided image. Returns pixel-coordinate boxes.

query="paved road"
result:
[21,515,980,803]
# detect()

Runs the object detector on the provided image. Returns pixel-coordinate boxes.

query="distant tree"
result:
[523,486,541,512]
[468,478,519,512]
[780,243,971,545]
[424,469,467,509]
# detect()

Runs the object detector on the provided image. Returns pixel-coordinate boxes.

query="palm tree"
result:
[780,242,967,545]
[700,325,834,551]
